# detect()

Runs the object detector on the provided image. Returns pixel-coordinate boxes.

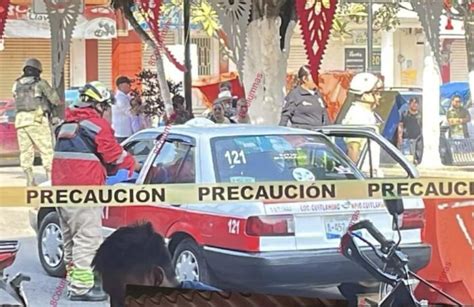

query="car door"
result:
[315,125,424,245]
[127,134,197,235]
[315,125,418,179]
[102,133,157,229]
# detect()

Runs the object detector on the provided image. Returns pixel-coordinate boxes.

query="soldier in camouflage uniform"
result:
[12,58,61,186]
[447,95,471,139]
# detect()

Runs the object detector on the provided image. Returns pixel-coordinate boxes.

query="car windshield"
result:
[212,134,361,183]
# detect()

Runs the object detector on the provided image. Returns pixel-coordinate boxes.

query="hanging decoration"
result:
[210,0,252,82]
[0,0,9,40]
[45,0,81,89]
[137,0,186,72]
[444,0,454,30]
[296,0,338,84]
[410,0,444,68]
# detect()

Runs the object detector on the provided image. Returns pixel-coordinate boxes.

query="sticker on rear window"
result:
[230,176,256,183]
[292,167,315,181]
[224,150,247,165]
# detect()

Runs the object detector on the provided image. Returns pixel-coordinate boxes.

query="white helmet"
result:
[349,73,382,95]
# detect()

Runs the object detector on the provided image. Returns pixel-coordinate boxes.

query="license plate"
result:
[325,216,355,240]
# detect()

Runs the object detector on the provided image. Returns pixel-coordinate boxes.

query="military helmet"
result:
[24,58,43,73]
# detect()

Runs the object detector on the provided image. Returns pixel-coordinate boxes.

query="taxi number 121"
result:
[228,219,240,234]
[225,150,247,165]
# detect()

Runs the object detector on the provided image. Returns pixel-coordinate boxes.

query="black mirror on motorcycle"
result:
[384,198,404,217]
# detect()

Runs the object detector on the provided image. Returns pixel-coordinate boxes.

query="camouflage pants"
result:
[57,207,103,295]
[16,118,54,172]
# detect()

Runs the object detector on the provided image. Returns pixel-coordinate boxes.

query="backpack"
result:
[15,79,40,112]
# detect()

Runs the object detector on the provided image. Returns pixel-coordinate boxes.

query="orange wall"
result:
[85,40,99,82]
[112,31,142,90]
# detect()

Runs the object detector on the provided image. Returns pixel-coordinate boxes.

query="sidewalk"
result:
[416,166,474,179]
[0,166,45,239]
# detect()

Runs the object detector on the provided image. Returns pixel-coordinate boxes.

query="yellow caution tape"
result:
[0,178,473,208]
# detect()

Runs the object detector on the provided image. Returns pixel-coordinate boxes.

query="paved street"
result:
[0,166,106,306]
[0,163,471,306]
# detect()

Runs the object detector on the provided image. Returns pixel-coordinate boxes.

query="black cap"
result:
[116,76,132,86]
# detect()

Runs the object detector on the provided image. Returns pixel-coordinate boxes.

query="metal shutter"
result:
[450,39,469,82]
[0,38,70,98]
[98,40,113,89]
[287,22,308,73]
[142,30,176,72]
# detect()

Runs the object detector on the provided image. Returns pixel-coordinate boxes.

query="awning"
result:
[192,72,245,108]
[4,5,117,39]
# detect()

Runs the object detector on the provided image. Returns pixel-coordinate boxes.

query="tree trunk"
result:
[420,45,443,168]
[464,11,474,104]
[123,9,174,118]
[243,17,296,125]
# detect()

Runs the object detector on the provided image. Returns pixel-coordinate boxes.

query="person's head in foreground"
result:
[92,222,179,307]
[349,72,384,109]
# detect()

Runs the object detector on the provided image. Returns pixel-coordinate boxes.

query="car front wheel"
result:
[38,211,66,277]
[172,238,209,283]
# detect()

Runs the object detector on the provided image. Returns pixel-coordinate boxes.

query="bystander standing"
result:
[398,98,423,164]
[279,65,330,129]
[447,95,471,139]
[130,94,151,133]
[231,98,251,123]
[112,76,134,143]
[209,100,235,124]
[164,95,192,125]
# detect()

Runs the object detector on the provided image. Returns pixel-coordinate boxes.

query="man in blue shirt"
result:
[92,222,218,307]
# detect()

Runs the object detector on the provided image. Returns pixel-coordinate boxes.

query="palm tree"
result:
[110,0,174,118]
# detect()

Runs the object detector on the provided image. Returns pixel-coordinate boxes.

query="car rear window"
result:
[211,134,362,183]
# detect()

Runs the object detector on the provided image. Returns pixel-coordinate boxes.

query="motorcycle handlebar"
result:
[349,220,393,252]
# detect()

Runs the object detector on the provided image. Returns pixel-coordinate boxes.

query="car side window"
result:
[123,139,155,165]
[145,141,196,184]
[341,136,410,179]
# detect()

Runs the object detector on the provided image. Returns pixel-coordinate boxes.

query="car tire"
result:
[172,238,209,283]
[38,211,66,277]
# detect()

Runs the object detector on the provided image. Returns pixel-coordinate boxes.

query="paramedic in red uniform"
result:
[52,81,140,301]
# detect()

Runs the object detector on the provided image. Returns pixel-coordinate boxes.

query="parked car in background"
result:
[0,100,20,166]
[0,99,14,116]
[29,121,429,297]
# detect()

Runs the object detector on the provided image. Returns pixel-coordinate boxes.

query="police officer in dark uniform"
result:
[279,65,330,129]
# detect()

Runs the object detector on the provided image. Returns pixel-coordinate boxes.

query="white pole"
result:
[419,42,443,168]
[381,30,395,87]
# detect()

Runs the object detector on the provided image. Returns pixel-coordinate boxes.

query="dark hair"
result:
[23,66,41,78]
[409,98,418,104]
[219,81,232,91]
[116,76,132,87]
[172,95,185,107]
[451,95,462,102]
[297,65,312,81]
[92,222,176,280]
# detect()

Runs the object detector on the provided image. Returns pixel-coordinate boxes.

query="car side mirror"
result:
[384,198,404,217]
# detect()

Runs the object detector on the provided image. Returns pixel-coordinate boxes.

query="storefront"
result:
[0,4,116,98]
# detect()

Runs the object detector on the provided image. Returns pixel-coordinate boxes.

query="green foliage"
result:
[133,69,183,116]
[332,3,400,40]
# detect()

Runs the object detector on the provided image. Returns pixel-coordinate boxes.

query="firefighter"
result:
[12,58,61,186]
[52,81,140,301]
